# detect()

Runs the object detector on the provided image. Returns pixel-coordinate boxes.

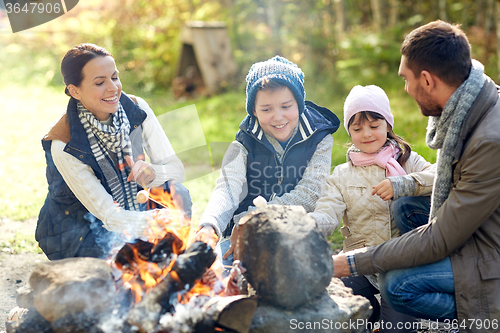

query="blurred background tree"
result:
[3,0,500,92]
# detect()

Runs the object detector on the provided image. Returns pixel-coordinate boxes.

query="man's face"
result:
[398,56,442,117]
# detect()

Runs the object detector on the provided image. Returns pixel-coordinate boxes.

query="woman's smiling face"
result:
[69,56,122,121]
[253,87,299,143]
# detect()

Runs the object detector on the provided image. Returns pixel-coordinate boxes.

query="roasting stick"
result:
[136,190,168,209]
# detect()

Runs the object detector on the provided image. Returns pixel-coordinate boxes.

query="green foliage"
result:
[335,30,402,90]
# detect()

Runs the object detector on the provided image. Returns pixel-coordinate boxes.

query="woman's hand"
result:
[372,179,394,201]
[126,155,156,188]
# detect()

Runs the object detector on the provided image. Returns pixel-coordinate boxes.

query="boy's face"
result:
[253,87,299,143]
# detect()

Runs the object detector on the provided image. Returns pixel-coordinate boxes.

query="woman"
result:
[36,43,191,260]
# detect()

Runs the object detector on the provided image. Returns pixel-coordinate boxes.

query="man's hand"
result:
[222,224,240,260]
[126,155,156,188]
[332,254,351,278]
[372,179,394,201]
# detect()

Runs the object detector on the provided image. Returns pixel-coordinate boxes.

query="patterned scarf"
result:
[426,60,485,219]
[77,101,140,211]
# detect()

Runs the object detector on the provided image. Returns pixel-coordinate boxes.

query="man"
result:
[333,20,500,332]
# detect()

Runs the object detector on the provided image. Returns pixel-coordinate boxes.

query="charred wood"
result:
[126,241,216,333]
[115,231,183,270]
[198,295,258,333]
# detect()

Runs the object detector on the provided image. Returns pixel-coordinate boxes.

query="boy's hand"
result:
[372,179,394,201]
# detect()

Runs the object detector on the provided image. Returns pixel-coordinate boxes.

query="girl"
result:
[197,56,340,266]
[310,85,435,332]
[36,43,191,260]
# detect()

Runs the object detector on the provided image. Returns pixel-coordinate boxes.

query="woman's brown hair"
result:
[61,43,112,96]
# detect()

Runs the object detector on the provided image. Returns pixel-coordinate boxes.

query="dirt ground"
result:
[0,218,48,332]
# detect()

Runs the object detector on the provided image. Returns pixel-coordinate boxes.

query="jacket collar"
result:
[452,77,499,163]
[66,92,147,153]
[239,100,340,146]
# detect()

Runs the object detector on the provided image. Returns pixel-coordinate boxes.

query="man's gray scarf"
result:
[426,60,485,219]
[78,102,140,211]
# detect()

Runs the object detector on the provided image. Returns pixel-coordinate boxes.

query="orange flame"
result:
[113,186,222,305]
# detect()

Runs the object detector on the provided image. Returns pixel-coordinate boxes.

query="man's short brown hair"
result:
[401,20,472,88]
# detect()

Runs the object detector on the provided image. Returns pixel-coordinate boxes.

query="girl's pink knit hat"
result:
[343,85,394,132]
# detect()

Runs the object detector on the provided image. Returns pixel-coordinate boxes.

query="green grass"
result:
[0,232,44,254]
[0,84,68,220]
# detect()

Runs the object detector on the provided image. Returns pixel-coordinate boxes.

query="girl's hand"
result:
[126,155,156,188]
[372,179,394,201]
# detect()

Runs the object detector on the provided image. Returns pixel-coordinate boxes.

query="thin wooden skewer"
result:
[136,190,168,209]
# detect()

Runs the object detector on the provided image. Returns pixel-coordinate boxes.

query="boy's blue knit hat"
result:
[245,56,305,116]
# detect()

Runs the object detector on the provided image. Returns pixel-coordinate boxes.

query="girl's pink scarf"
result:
[349,144,407,177]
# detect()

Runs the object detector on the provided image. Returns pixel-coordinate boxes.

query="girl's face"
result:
[253,87,299,143]
[348,113,389,153]
[69,56,122,121]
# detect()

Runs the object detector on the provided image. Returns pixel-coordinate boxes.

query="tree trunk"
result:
[225,0,242,51]
[495,0,500,82]
[266,0,282,55]
[389,0,398,28]
[485,0,495,32]
[439,0,447,21]
[462,1,469,30]
[370,0,382,32]
[476,0,486,27]
[334,0,345,37]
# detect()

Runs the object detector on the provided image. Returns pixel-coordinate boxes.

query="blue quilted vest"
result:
[36,93,147,260]
[223,101,340,237]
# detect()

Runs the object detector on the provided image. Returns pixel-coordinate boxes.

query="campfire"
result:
[5,192,372,333]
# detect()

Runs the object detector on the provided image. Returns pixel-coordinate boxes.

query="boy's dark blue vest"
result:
[36,93,146,260]
[223,101,340,237]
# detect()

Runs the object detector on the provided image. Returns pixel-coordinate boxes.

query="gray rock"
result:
[29,257,116,322]
[237,205,334,310]
[15,285,34,309]
[250,278,372,333]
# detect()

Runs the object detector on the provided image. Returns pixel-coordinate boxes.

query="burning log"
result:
[115,240,155,268]
[115,231,183,269]
[126,241,217,333]
[199,295,257,333]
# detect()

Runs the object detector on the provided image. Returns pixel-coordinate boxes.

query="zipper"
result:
[250,123,313,200]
